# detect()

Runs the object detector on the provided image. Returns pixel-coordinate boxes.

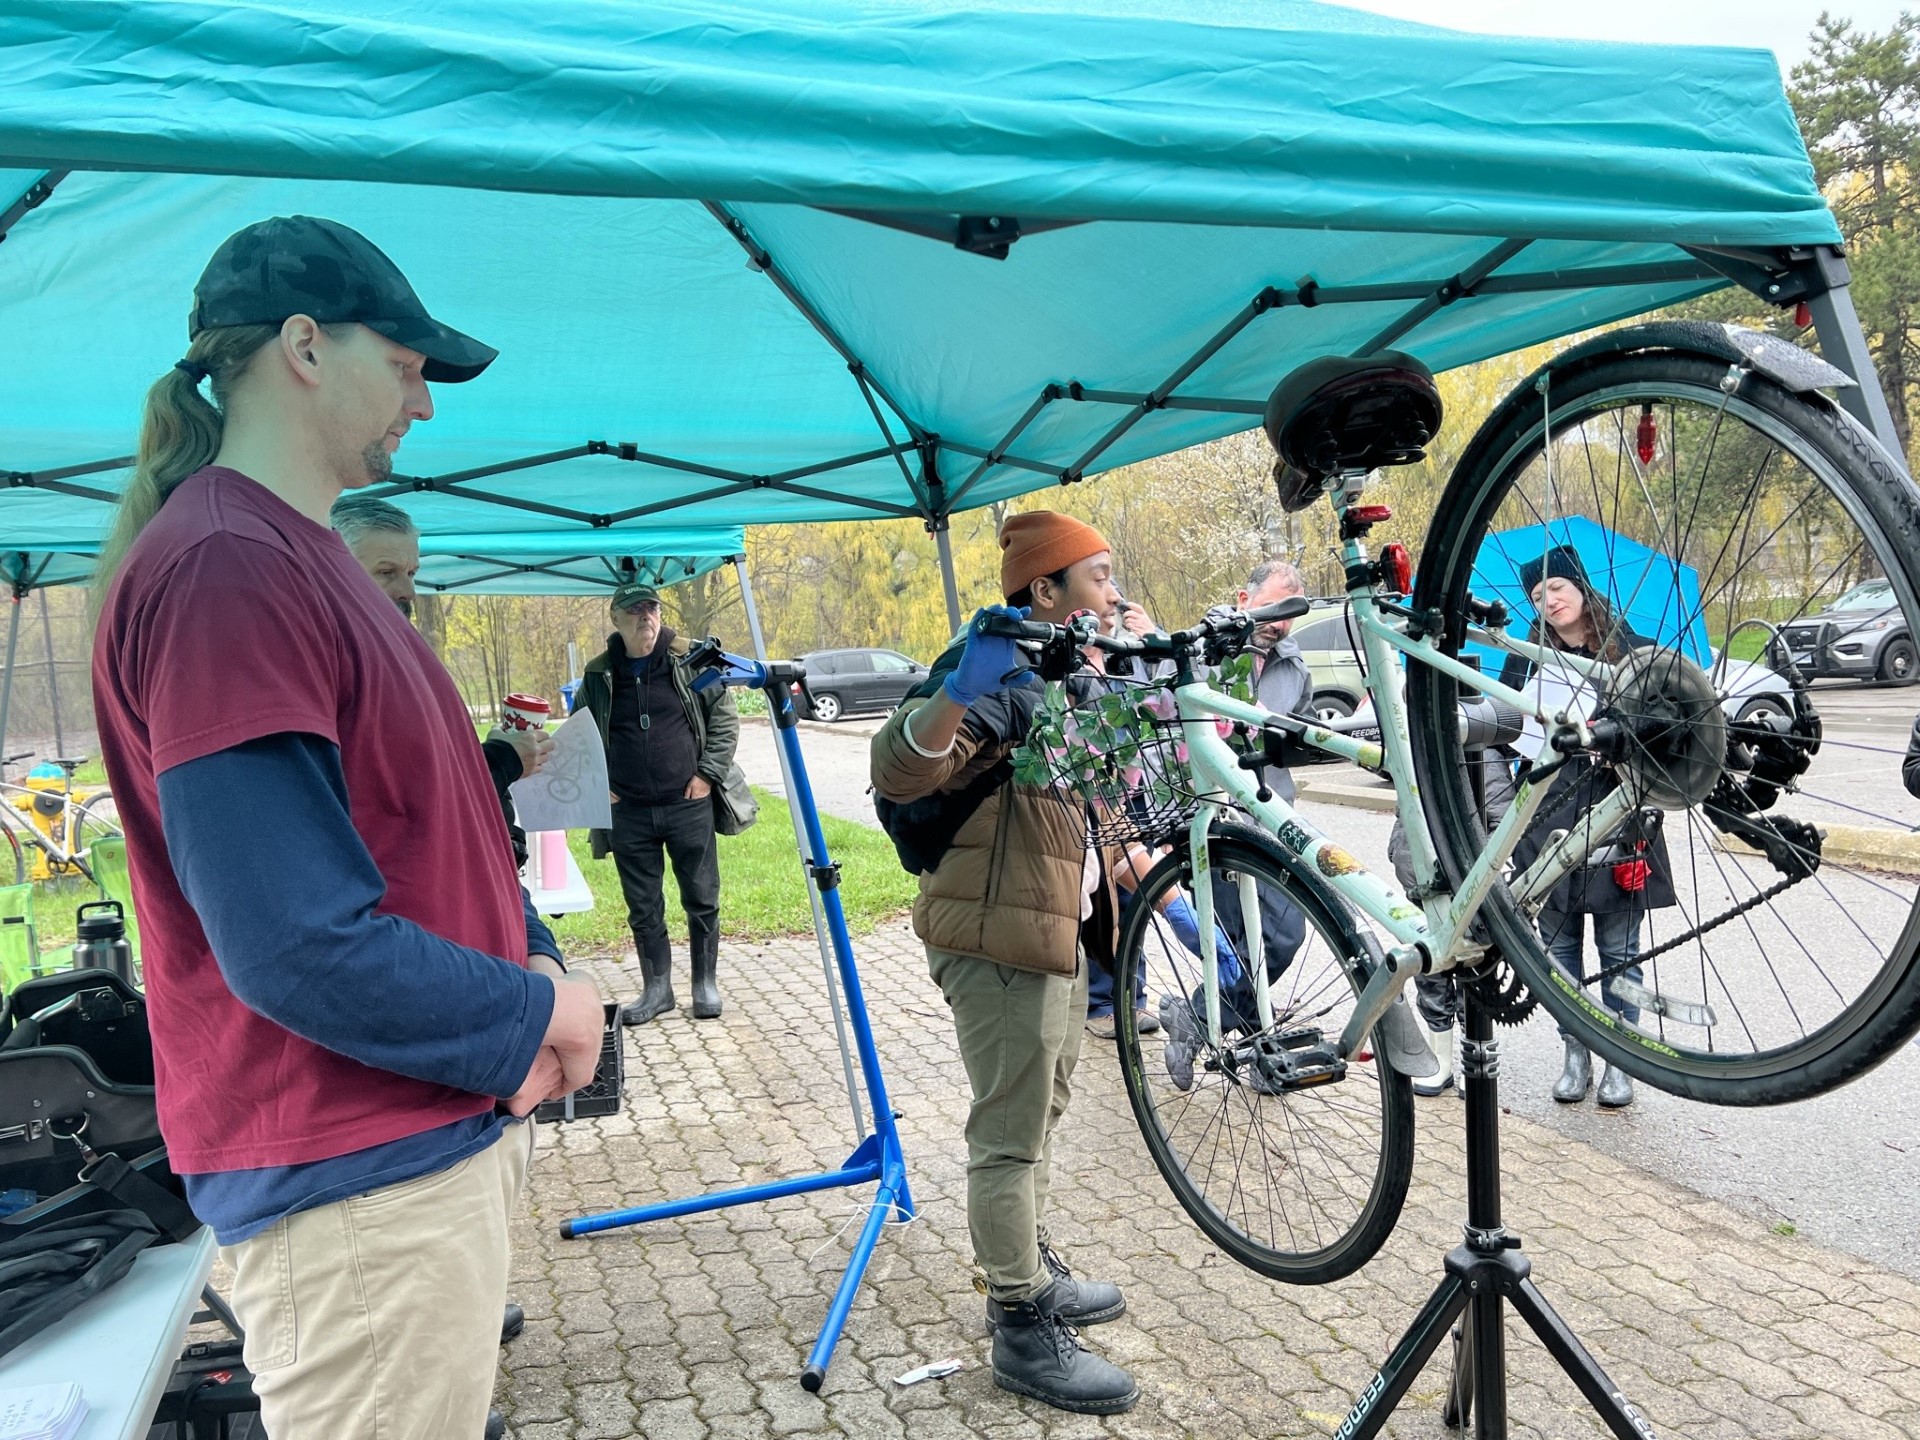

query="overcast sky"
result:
[1340,1,1910,75]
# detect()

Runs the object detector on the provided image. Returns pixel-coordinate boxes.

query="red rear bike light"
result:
[1348,504,1394,525]
[1381,542,1413,595]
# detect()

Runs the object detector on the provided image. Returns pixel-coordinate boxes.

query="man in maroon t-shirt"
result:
[91,217,604,1440]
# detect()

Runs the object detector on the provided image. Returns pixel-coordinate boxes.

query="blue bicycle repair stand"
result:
[558,649,913,1392]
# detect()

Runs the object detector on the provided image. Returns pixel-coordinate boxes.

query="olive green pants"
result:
[928,947,1089,1303]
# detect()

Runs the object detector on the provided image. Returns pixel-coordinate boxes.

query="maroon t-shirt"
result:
[92,467,528,1172]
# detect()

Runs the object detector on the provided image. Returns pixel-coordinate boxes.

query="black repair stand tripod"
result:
[1335,989,1660,1439]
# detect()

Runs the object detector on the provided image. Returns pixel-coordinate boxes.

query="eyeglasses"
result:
[620,600,661,615]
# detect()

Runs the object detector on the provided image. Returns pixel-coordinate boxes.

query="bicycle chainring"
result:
[1463,953,1540,1026]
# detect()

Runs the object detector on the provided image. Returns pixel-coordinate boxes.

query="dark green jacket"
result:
[575,630,740,853]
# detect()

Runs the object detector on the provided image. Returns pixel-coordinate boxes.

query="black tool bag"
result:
[0,966,200,1361]
[0,967,159,1199]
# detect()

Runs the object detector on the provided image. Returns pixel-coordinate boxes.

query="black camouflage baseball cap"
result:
[190,215,497,383]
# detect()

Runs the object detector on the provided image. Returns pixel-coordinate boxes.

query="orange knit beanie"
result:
[998,511,1110,600]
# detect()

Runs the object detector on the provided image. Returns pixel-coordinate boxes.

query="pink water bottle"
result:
[539,830,568,889]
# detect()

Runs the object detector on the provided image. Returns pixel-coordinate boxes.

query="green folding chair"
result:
[0,882,49,997]
[87,835,141,966]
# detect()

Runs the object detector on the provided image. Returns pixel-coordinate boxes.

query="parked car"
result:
[1289,605,1372,722]
[1294,602,1798,731]
[1771,578,1916,686]
[792,647,929,722]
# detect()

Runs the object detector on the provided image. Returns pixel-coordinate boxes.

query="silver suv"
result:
[1773,579,1916,686]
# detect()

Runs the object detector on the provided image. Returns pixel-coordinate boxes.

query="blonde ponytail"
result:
[90,323,281,615]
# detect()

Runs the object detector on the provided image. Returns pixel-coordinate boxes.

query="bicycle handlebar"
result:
[975,595,1312,662]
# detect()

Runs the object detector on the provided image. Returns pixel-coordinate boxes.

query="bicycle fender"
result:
[1544,321,1854,396]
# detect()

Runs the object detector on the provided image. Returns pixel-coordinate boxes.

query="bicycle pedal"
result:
[1238,1029,1346,1092]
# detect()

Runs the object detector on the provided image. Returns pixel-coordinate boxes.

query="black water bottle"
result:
[72,900,135,986]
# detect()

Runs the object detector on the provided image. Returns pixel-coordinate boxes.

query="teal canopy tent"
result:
[0,0,1883,632]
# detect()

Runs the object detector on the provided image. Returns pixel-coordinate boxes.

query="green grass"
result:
[547,788,915,956]
[12,789,915,972]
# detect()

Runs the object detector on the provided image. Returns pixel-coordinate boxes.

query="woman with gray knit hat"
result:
[1499,544,1676,1110]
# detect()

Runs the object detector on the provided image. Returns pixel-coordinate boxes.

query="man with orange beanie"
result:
[870,510,1139,1415]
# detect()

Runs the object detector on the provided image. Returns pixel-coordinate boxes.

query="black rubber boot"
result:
[621,941,675,1027]
[690,935,721,1020]
[500,1302,525,1343]
[987,1294,1138,1415]
[1552,1037,1592,1103]
[1038,1244,1125,1326]
[484,1409,506,1439]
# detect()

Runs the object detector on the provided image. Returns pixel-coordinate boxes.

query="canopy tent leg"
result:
[934,523,963,633]
[731,554,867,1142]
[38,589,64,758]
[1808,284,1908,465]
[561,560,915,1394]
[0,587,23,766]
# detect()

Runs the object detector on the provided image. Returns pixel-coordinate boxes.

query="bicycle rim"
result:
[0,823,21,886]
[1114,834,1413,1283]
[1411,351,1920,1105]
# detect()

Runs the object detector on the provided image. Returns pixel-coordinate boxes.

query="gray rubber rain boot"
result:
[621,941,675,1027]
[1597,1063,1635,1108]
[987,1294,1139,1415]
[1552,1037,1592,1103]
[689,934,721,1019]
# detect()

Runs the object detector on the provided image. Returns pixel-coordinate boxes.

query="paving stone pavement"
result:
[497,923,1920,1440]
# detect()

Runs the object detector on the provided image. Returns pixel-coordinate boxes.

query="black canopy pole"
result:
[1808,285,1906,460]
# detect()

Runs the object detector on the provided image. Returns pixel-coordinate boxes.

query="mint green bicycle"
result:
[984,331,1920,1284]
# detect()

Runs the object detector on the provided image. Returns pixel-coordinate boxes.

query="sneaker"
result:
[1159,993,1199,1091]
[1134,1007,1162,1036]
[1085,1012,1117,1041]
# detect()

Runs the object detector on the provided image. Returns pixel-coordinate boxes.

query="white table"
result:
[522,834,594,915]
[0,1227,218,1439]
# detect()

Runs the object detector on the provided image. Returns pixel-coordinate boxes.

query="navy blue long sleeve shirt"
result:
[157,732,562,1241]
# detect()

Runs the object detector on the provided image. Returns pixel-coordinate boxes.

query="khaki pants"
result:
[928,948,1088,1303]
[226,1121,536,1440]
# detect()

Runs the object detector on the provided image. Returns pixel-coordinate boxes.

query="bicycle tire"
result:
[1410,348,1920,1105]
[1113,830,1414,1283]
[0,821,22,886]
[63,792,120,888]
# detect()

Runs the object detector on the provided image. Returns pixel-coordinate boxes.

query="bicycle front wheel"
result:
[1411,347,1920,1105]
[1113,831,1414,1284]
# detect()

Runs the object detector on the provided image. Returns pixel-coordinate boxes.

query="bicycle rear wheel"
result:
[66,791,119,885]
[0,821,22,885]
[1113,831,1413,1283]
[1411,347,1920,1105]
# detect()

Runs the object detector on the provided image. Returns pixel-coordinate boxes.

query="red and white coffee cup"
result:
[501,693,551,733]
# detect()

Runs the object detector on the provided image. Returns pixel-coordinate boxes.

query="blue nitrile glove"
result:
[943,605,1039,708]
[1162,896,1244,986]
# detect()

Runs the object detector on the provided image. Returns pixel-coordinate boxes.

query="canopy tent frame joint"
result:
[0,169,64,245]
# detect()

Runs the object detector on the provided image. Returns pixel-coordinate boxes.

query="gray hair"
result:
[1245,557,1304,595]
[330,493,418,552]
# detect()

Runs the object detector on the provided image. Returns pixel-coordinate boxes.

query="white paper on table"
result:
[507,709,613,832]
[1512,662,1602,762]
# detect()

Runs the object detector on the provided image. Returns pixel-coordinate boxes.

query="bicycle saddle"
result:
[1262,351,1443,482]
[51,757,86,772]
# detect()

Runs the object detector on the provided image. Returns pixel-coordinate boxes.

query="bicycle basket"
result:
[1012,682,1198,847]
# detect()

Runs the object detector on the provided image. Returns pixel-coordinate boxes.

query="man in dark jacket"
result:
[574,582,740,1025]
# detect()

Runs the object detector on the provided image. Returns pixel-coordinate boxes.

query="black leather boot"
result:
[690,934,721,1020]
[987,1294,1138,1414]
[621,940,674,1027]
[1038,1244,1125,1326]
